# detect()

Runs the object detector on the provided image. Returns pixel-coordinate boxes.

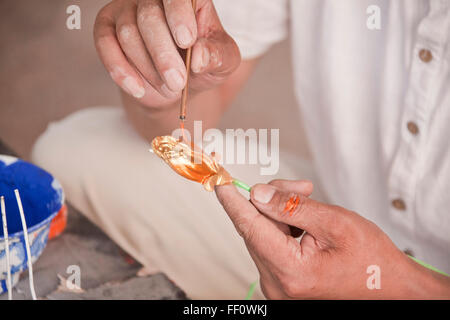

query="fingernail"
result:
[163,68,185,92]
[201,46,210,68]
[123,76,145,98]
[175,25,193,47]
[192,45,209,73]
[252,185,276,204]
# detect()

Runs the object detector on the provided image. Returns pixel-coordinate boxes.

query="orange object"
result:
[283,195,300,216]
[152,135,233,191]
[48,204,67,239]
[179,120,188,142]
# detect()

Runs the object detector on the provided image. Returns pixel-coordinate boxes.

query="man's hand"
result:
[94,0,241,108]
[215,180,450,299]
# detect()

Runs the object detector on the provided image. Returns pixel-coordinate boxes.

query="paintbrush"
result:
[174,0,251,192]
[179,0,197,122]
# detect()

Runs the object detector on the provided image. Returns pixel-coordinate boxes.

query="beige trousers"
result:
[31,106,319,299]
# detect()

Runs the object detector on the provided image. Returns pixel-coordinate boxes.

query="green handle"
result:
[245,281,257,300]
[232,179,251,192]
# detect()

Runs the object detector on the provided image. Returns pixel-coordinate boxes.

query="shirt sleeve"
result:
[213,0,288,60]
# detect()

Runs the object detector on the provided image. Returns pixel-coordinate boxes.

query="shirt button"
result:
[419,49,432,63]
[392,198,406,210]
[407,121,419,135]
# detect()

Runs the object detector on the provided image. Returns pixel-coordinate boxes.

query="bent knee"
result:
[32,107,129,185]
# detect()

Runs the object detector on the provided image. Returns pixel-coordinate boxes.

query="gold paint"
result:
[152,135,233,191]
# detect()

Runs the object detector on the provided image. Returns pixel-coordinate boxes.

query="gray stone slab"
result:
[47,274,187,300]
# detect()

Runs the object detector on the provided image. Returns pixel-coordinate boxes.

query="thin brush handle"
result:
[179,0,197,120]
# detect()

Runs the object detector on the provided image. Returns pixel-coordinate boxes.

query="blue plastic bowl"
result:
[0,155,64,294]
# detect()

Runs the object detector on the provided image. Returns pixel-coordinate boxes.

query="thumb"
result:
[190,34,240,76]
[215,184,296,270]
[190,0,241,76]
[250,183,346,243]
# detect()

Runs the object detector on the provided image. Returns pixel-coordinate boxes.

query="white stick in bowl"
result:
[1,196,12,300]
[14,189,37,300]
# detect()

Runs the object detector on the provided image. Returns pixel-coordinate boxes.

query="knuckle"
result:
[332,207,355,233]
[157,51,177,65]
[94,16,112,39]
[117,23,139,43]
[290,194,307,217]
[299,276,318,297]
[137,0,162,24]
[282,269,318,298]
[164,0,184,10]
[326,207,362,248]
[243,222,258,243]
[361,219,387,244]
[233,216,251,238]
[280,276,301,298]
[236,215,260,243]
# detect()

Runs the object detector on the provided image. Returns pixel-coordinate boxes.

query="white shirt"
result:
[214,0,450,272]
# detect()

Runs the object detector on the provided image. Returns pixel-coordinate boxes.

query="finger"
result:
[191,35,240,76]
[268,179,313,238]
[190,1,240,76]
[250,184,349,243]
[215,184,279,241]
[115,2,176,98]
[215,184,294,270]
[268,179,314,197]
[234,211,289,299]
[162,0,197,49]
[94,7,146,99]
[137,0,187,92]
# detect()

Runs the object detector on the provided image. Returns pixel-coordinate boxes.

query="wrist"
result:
[395,253,450,299]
